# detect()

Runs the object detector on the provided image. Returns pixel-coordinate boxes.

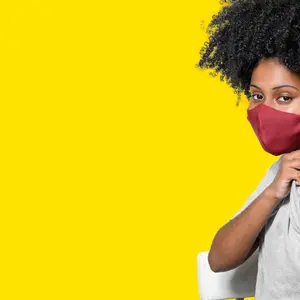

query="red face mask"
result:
[247,103,300,156]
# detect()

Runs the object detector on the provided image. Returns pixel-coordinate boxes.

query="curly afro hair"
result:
[197,0,300,106]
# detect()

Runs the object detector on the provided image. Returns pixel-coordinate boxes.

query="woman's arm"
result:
[208,186,281,272]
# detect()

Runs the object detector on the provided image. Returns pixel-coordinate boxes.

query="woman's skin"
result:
[208,56,300,272]
[249,57,300,115]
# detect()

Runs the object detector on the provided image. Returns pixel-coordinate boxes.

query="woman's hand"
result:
[268,149,300,202]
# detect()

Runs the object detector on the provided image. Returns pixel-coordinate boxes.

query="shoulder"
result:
[267,155,283,175]
[229,156,283,221]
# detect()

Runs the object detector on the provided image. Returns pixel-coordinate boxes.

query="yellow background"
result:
[0,1,278,299]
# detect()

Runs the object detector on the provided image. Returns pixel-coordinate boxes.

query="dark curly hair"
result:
[197,0,300,106]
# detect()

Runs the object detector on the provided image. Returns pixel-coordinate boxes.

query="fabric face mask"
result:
[247,103,300,156]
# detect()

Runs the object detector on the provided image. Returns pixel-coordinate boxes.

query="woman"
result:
[198,0,300,298]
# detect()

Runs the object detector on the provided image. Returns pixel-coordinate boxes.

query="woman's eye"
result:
[278,96,292,102]
[250,94,264,101]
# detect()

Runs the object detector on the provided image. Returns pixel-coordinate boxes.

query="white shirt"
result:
[231,155,300,299]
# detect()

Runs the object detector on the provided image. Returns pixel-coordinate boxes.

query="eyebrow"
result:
[250,84,299,91]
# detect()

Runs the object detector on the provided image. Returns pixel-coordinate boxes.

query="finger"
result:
[292,169,300,185]
[287,149,300,160]
[287,158,300,170]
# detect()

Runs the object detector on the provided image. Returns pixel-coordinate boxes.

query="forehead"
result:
[251,58,300,86]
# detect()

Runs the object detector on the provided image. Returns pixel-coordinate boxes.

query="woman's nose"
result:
[262,97,275,108]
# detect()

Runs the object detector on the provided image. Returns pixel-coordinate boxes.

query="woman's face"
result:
[248,57,300,115]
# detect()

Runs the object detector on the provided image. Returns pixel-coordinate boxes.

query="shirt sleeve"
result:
[229,158,281,221]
